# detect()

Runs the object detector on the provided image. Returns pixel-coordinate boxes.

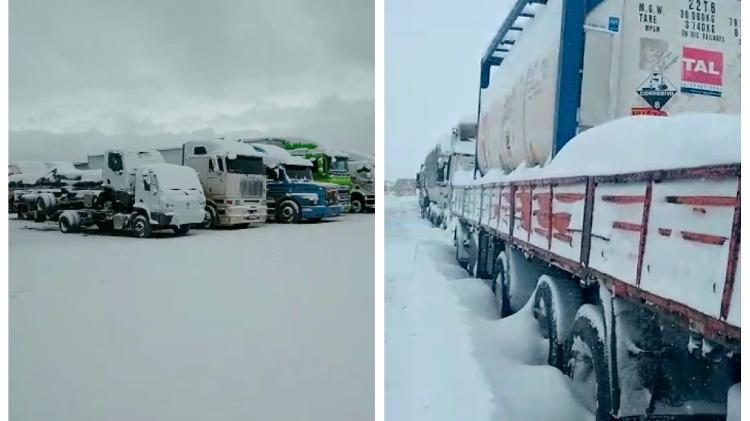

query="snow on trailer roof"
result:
[288,146,349,159]
[9,161,49,174]
[457,114,739,186]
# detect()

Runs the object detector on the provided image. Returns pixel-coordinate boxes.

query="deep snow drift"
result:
[10,215,373,421]
[385,194,590,421]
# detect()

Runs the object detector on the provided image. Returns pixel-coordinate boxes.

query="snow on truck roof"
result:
[139,163,202,188]
[456,113,739,186]
[184,140,264,158]
[248,143,314,167]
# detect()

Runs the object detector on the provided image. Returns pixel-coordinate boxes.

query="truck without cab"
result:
[15,149,207,238]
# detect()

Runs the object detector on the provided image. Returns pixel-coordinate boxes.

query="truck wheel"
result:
[533,275,583,369]
[351,197,364,213]
[59,211,80,234]
[131,215,152,238]
[203,206,219,229]
[564,305,612,421]
[172,225,190,236]
[276,200,301,224]
[492,252,510,317]
[455,226,469,269]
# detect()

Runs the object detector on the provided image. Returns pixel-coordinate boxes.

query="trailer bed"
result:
[452,163,740,346]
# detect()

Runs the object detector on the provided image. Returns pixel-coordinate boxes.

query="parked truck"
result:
[444,0,740,419]
[15,149,207,237]
[249,143,343,223]
[348,157,375,213]
[159,140,267,228]
[284,143,352,210]
[418,122,476,226]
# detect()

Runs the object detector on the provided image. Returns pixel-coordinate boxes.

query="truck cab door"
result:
[206,156,225,196]
[137,171,161,219]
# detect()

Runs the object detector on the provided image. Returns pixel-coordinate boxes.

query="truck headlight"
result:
[297,193,319,205]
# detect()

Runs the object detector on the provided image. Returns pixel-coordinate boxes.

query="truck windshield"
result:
[331,158,349,172]
[285,165,313,181]
[356,166,373,181]
[154,167,202,191]
[226,156,264,175]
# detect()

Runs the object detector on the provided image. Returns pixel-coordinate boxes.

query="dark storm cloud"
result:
[10,0,373,156]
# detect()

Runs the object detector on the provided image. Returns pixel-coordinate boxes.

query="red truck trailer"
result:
[447,0,741,419]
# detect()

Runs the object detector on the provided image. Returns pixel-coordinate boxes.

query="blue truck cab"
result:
[250,143,342,223]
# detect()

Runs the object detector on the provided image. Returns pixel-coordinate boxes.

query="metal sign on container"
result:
[636,72,676,110]
[608,16,620,32]
[680,46,723,97]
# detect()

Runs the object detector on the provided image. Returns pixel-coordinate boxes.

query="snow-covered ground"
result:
[385,194,590,421]
[10,215,373,421]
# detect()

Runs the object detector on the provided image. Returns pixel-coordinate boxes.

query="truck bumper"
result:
[301,205,342,220]
[365,195,375,208]
[218,205,267,226]
[160,208,206,227]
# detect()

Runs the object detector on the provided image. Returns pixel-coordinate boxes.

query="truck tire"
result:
[533,275,583,369]
[492,252,510,317]
[36,193,57,214]
[131,215,152,238]
[564,305,612,421]
[351,196,364,213]
[59,211,80,234]
[203,205,219,229]
[455,226,469,269]
[276,200,301,224]
[172,225,190,236]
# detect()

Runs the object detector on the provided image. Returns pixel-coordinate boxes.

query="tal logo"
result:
[681,46,723,97]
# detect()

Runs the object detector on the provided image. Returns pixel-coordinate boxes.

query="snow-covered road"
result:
[385,195,590,421]
[10,215,373,421]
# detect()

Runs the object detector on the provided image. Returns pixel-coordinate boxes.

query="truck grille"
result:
[338,188,350,207]
[240,179,264,198]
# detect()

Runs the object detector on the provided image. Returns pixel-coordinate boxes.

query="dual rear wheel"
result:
[480,242,610,420]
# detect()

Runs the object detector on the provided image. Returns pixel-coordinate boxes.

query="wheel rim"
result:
[204,208,215,228]
[352,200,362,213]
[567,336,598,414]
[281,206,294,221]
[134,220,146,236]
[60,218,69,232]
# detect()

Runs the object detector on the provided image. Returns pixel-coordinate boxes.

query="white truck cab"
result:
[131,163,207,232]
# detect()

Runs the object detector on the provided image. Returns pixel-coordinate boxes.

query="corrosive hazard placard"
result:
[636,72,676,110]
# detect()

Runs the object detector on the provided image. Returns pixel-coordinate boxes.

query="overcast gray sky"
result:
[385,0,512,180]
[10,0,373,161]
